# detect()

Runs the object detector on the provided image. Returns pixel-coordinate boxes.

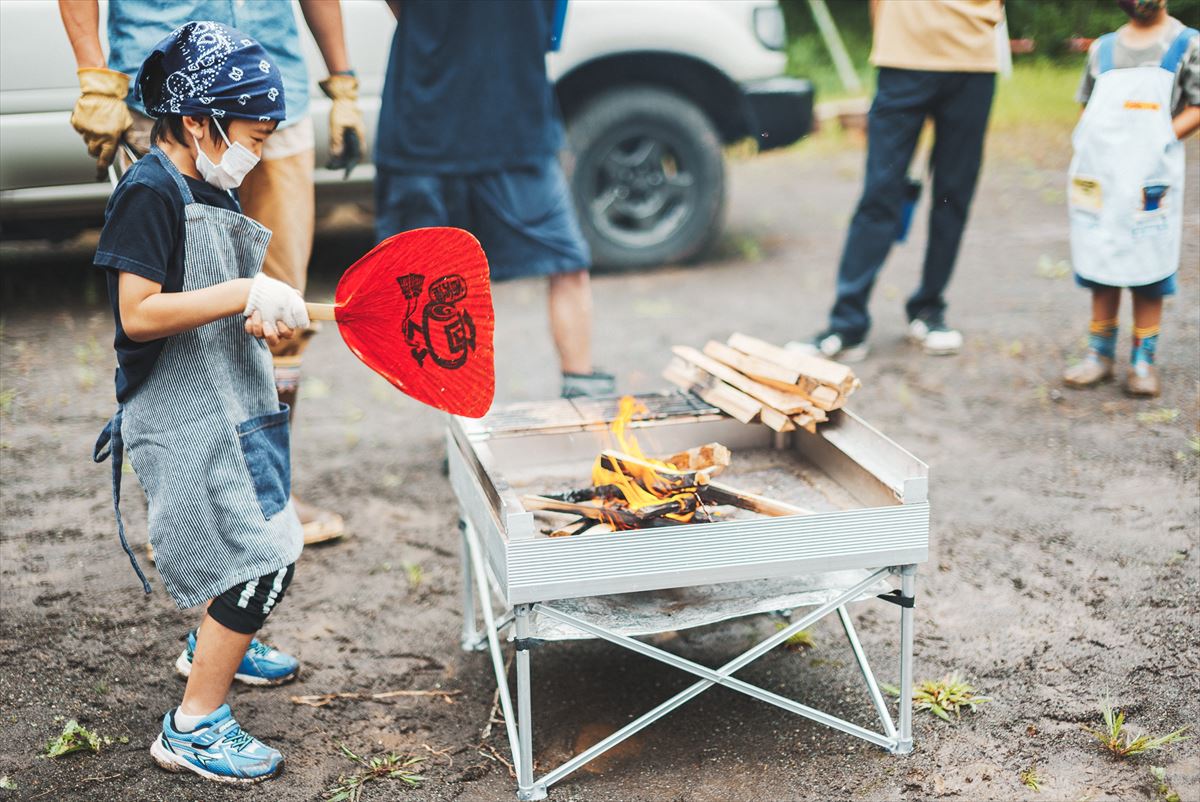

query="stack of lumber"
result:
[663,333,860,433]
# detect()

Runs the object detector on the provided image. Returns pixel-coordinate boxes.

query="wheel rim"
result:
[585,131,696,251]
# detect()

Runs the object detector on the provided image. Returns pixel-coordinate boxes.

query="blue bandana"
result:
[135,21,285,123]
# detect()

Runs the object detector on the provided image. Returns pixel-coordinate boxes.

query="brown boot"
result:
[1063,353,1114,389]
[1124,362,1161,398]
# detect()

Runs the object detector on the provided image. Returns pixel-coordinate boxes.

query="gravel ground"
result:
[1,131,1197,802]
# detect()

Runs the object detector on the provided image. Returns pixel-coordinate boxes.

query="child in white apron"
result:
[1065,0,1200,397]
[92,23,311,784]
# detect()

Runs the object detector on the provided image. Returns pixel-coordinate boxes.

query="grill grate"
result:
[477,392,720,436]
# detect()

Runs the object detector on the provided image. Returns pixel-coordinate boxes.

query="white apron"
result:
[1068,27,1197,287]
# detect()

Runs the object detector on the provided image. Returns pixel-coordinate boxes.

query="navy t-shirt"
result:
[94,153,239,402]
[375,0,564,173]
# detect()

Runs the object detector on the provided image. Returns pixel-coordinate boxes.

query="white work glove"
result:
[244,273,310,331]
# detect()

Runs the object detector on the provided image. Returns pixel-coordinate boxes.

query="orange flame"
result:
[591,396,699,527]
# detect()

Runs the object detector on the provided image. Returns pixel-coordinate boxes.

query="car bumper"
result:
[741,77,815,151]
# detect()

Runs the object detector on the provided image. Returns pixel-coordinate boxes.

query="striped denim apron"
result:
[93,148,303,610]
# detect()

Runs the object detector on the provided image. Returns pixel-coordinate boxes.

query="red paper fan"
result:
[323,227,494,418]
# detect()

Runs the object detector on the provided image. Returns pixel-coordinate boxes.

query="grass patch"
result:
[324,743,423,801]
[991,58,1086,133]
[882,672,990,722]
[1084,699,1189,758]
[1019,766,1042,792]
[0,775,15,790]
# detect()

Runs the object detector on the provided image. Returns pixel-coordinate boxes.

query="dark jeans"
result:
[828,68,995,340]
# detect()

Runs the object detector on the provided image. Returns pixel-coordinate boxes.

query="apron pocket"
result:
[236,406,291,520]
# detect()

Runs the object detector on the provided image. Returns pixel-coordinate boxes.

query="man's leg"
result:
[906,72,995,324]
[827,69,933,341]
[238,120,342,544]
[548,270,592,375]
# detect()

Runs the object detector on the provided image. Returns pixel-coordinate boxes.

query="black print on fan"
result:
[397,273,477,370]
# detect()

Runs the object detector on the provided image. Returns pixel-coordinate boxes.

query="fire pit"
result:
[448,392,928,800]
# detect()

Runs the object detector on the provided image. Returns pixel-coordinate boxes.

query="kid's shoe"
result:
[908,314,962,356]
[786,331,869,363]
[1063,353,1114,388]
[1124,362,1161,398]
[150,704,283,784]
[176,631,300,686]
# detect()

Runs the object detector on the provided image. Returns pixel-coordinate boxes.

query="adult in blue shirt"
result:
[60,0,365,544]
[375,0,613,399]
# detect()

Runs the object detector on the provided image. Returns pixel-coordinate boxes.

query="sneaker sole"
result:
[907,332,960,356]
[150,737,282,785]
[175,650,299,687]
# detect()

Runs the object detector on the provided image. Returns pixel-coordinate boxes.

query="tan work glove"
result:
[319,74,366,178]
[71,68,134,178]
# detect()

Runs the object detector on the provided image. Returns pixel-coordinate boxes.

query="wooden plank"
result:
[672,346,814,416]
[808,384,842,411]
[663,443,731,475]
[521,495,684,528]
[702,340,802,386]
[699,482,813,517]
[663,360,761,424]
[727,332,853,387]
[759,405,796,432]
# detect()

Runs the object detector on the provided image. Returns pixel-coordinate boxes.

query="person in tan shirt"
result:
[794,0,1002,361]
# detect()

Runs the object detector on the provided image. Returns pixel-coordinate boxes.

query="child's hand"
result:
[243,273,310,345]
[244,309,296,346]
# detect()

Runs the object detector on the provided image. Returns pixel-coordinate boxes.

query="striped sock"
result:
[1088,318,1118,359]
[1132,325,1160,365]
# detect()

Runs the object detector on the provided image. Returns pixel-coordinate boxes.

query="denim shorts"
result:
[1074,273,1177,298]
[374,155,591,281]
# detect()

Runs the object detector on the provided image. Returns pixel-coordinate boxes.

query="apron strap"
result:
[93,409,152,595]
[149,146,196,206]
[1096,33,1117,75]
[1160,27,1199,74]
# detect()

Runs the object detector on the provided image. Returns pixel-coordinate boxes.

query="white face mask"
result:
[193,119,260,190]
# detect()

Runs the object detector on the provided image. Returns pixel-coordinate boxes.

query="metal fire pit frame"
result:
[448,394,928,800]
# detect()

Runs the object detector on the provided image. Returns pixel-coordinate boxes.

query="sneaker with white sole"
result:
[908,315,963,356]
[785,331,869,363]
[150,704,283,784]
[176,630,299,686]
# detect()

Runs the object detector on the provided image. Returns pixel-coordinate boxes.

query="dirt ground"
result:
[1,130,1197,802]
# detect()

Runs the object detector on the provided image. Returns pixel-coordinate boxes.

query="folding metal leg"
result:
[837,605,897,740]
[459,520,480,651]
[513,605,544,800]
[894,564,917,754]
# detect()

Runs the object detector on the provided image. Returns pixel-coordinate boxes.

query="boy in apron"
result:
[92,23,310,784]
[1065,0,1199,397]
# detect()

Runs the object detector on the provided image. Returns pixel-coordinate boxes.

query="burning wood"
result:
[663,333,860,432]
[525,396,811,536]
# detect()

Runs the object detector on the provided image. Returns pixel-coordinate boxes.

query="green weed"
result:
[774,621,816,651]
[1136,408,1180,425]
[324,743,423,801]
[44,720,108,758]
[404,562,423,592]
[1084,699,1190,758]
[0,775,15,790]
[1019,766,1042,792]
[1150,766,1181,802]
[882,672,990,722]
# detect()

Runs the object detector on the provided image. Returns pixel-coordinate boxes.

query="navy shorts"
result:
[1074,273,1177,298]
[374,156,591,281]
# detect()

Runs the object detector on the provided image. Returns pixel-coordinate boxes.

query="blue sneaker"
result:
[150,704,283,784]
[176,631,300,686]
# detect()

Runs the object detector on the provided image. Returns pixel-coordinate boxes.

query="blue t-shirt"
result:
[107,0,309,127]
[94,154,239,402]
[375,0,564,173]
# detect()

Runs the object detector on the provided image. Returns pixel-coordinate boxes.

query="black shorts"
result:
[207,564,296,634]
